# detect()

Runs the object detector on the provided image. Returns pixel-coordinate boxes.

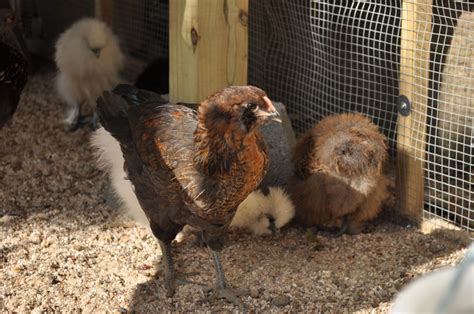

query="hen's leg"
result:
[207,249,247,308]
[157,240,178,297]
[151,221,200,297]
[91,112,99,130]
[334,215,350,237]
[265,214,278,235]
[87,111,99,130]
[335,214,368,236]
[157,240,198,296]
[157,239,202,298]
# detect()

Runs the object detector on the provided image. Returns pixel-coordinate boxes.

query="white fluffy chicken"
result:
[90,127,148,225]
[230,187,295,236]
[55,18,124,131]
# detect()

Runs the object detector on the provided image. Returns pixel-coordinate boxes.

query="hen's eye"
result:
[248,103,258,111]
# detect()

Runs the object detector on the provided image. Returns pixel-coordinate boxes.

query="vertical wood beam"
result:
[170,0,249,103]
[95,0,114,25]
[396,0,432,223]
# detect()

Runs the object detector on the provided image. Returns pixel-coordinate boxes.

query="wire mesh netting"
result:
[20,0,95,57]
[20,0,168,81]
[111,0,168,80]
[248,0,473,231]
[425,3,474,231]
[249,1,401,150]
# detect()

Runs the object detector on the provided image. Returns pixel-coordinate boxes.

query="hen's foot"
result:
[204,284,249,308]
[162,274,203,297]
[333,215,354,237]
[156,270,203,286]
[310,225,340,236]
[344,219,367,235]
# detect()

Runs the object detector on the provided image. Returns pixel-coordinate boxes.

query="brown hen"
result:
[289,113,389,235]
[96,84,280,306]
[0,12,28,129]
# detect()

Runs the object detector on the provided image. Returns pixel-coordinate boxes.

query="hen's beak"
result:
[257,96,282,123]
[91,48,101,58]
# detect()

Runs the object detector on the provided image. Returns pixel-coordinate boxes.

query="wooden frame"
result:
[396,0,432,223]
[169,0,249,103]
[95,0,114,25]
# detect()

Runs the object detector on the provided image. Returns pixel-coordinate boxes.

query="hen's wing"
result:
[130,104,224,223]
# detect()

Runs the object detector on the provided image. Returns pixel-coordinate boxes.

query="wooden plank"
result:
[396,0,432,224]
[225,0,248,87]
[95,0,114,25]
[170,0,249,103]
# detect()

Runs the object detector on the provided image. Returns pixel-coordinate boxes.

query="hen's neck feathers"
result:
[193,119,248,176]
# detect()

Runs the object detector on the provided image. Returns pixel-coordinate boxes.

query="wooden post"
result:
[170,0,249,103]
[396,0,432,224]
[95,0,114,25]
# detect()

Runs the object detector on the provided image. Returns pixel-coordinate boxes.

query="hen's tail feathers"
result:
[96,84,166,142]
[96,89,131,143]
[112,83,167,106]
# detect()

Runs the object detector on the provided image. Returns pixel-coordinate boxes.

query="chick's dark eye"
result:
[247,103,258,112]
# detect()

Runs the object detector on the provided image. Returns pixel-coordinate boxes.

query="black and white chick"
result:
[230,187,295,236]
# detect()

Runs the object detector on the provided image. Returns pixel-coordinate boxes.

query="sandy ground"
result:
[1,69,471,312]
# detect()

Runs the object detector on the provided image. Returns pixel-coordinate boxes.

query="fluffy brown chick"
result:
[289,113,389,235]
[96,84,280,307]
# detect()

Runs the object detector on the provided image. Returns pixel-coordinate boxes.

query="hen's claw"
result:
[205,285,248,308]
[162,273,202,297]
[163,274,176,297]
[175,272,205,286]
